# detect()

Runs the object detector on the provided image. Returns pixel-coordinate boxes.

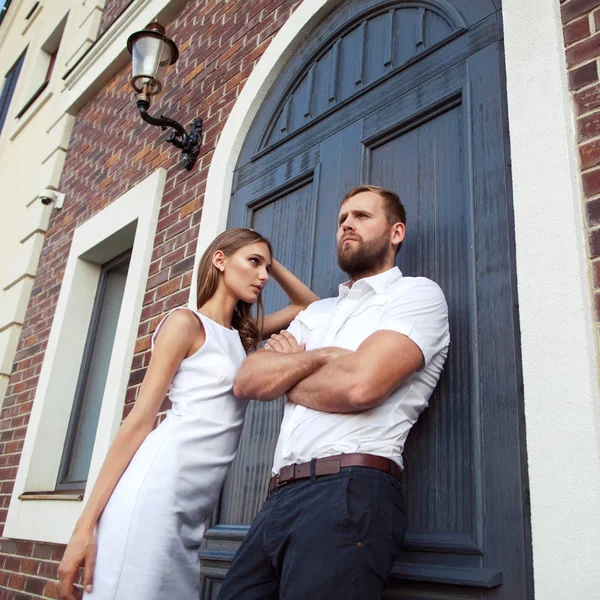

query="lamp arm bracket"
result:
[136,98,202,170]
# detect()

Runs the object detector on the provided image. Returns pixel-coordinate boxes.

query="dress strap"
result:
[150,307,204,351]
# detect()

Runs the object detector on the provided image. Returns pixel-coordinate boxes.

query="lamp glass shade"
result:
[130,31,177,95]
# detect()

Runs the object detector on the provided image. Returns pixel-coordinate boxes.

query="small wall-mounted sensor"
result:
[38,189,65,209]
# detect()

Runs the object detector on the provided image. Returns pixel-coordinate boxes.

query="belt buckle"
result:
[276,464,295,488]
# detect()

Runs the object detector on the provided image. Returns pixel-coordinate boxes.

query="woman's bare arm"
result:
[259,259,319,338]
[58,310,203,600]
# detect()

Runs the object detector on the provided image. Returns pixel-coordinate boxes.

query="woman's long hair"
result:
[195,228,272,353]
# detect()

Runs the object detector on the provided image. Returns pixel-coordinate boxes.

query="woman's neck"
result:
[198,286,237,329]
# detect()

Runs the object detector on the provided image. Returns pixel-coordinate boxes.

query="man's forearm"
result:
[233,349,332,400]
[287,354,373,413]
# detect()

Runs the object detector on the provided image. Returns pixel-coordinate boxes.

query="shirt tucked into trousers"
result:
[218,267,450,600]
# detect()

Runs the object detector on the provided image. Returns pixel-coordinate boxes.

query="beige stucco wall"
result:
[0,0,105,404]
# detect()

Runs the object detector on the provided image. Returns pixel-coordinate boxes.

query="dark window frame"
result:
[0,0,14,28]
[24,2,39,20]
[16,12,67,119]
[0,49,26,136]
[56,250,132,492]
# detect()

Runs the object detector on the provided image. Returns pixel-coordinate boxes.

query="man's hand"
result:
[264,330,306,353]
[58,527,97,600]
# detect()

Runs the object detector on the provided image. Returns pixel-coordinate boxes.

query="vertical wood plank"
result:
[304,65,316,119]
[385,9,394,67]
[356,20,367,85]
[329,39,341,103]
[416,8,425,49]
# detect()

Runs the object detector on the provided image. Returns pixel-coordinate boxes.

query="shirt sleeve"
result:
[378,278,450,368]
[285,310,309,346]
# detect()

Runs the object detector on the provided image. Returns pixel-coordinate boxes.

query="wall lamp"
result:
[127,22,202,170]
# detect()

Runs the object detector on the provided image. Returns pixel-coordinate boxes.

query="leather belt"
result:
[268,453,402,495]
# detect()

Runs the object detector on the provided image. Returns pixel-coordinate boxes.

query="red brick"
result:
[589,228,600,257]
[566,32,600,68]
[161,246,187,269]
[21,558,37,575]
[44,579,60,599]
[156,277,182,300]
[8,572,25,590]
[580,139,600,170]
[37,560,58,579]
[134,335,152,354]
[569,60,598,90]
[592,259,600,287]
[25,575,45,595]
[577,110,600,140]
[583,167,600,197]
[164,289,189,311]
[564,14,591,44]
[595,8,600,30]
[574,82,600,115]
[562,0,598,24]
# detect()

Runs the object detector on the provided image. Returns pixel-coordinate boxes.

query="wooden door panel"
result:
[201,1,530,598]
[219,176,320,526]
[367,96,480,550]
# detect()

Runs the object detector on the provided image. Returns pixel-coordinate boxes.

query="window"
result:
[4,168,166,544]
[24,2,39,21]
[15,13,67,119]
[0,51,25,136]
[57,251,132,491]
[0,0,13,28]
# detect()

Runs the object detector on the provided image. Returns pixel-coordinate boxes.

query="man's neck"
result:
[347,262,396,288]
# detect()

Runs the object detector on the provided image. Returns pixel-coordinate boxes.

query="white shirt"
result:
[272,267,450,473]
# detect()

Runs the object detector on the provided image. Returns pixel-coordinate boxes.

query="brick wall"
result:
[0,0,299,597]
[97,0,133,38]
[560,0,600,316]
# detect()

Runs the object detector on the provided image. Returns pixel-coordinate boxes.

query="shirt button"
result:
[357,541,363,548]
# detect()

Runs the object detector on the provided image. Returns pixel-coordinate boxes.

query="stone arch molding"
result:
[189,0,479,307]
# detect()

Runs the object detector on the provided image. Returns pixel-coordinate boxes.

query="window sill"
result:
[22,2,42,35]
[9,86,53,142]
[19,490,84,501]
[15,81,49,120]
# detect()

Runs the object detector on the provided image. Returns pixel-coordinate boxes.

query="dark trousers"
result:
[217,466,407,600]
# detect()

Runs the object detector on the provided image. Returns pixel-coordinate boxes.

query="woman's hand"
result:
[264,331,305,353]
[58,527,97,600]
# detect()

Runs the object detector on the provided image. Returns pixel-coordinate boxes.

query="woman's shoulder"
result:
[152,307,205,351]
[162,307,204,330]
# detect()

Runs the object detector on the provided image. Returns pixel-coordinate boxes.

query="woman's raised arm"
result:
[259,258,319,339]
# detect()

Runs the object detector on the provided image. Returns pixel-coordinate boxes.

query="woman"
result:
[58,228,318,600]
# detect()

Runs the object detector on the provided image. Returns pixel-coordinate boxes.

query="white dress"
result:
[85,308,248,600]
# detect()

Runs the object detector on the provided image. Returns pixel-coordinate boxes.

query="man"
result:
[218,185,450,600]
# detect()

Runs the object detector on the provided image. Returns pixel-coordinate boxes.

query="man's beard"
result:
[337,234,390,279]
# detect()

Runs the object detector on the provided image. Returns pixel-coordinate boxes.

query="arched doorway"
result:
[200,1,532,597]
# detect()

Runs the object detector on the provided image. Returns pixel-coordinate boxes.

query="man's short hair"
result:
[341,185,406,253]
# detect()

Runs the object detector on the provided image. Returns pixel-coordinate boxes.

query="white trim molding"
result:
[5,169,166,544]
[503,0,600,597]
[192,0,600,597]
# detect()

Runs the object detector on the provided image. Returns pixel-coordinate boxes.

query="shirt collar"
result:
[337,266,403,302]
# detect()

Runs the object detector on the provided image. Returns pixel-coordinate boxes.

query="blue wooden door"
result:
[200,1,532,598]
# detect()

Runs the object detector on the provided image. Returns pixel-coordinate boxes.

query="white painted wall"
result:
[192,0,600,597]
[503,0,600,597]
